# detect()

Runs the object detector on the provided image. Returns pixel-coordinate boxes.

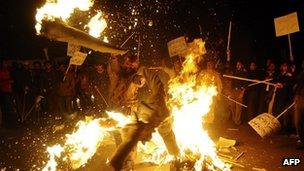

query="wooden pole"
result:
[223,74,277,86]
[288,34,294,62]
[137,34,141,59]
[63,64,71,81]
[120,32,135,48]
[226,21,232,62]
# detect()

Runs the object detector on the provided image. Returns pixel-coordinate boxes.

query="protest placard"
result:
[70,51,87,66]
[274,12,300,37]
[67,43,81,56]
[167,36,188,57]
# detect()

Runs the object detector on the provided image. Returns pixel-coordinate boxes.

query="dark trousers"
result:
[294,95,304,142]
[0,93,18,128]
[58,96,73,114]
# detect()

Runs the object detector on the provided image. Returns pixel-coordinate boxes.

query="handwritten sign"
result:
[274,12,300,37]
[248,113,281,138]
[67,43,81,56]
[70,51,87,66]
[167,36,188,57]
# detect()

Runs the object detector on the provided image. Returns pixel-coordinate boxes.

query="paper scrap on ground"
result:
[217,137,236,148]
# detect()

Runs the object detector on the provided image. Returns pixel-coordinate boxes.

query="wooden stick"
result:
[276,102,295,119]
[120,32,135,48]
[218,153,234,159]
[234,151,244,160]
[221,94,248,108]
[63,64,71,81]
[137,34,141,58]
[226,21,232,62]
[247,78,273,87]
[223,75,277,86]
[288,34,294,62]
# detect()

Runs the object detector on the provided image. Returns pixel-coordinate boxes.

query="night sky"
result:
[0,0,303,66]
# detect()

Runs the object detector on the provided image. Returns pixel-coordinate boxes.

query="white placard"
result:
[67,43,81,56]
[70,51,87,66]
[248,113,281,138]
[167,36,188,57]
[274,12,300,37]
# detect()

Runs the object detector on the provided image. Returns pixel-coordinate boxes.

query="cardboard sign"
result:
[274,12,300,37]
[70,51,87,66]
[248,113,281,138]
[167,36,188,57]
[67,43,81,56]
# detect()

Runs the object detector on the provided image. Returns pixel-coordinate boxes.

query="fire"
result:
[137,132,173,165]
[167,39,230,170]
[35,0,94,34]
[42,145,64,171]
[35,0,108,39]
[86,11,107,38]
[42,112,132,171]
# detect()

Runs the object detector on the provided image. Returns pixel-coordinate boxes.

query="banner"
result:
[167,36,188,57]
[274,12,300,37]
[70,51,87,66]
[67,43,81,56]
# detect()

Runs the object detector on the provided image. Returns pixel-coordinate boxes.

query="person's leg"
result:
[157,118,179,156]
[294,96,304,140]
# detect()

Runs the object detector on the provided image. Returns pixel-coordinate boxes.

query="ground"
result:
[0,115,303,171]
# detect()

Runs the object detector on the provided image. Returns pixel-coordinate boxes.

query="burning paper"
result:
[86,11,107,38]
[35,0,94,34]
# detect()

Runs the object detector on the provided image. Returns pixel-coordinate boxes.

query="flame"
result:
[42,111,132,170]
[137,132,174,165]
[35,0,94,34]
[86,11,107,38]
[42,145,64,171]
[106,111,133,128]
[103,36,109,43]
[167,39,230,170]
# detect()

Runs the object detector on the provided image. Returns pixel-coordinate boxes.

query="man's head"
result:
[249,62,257,71]
[0,59,10,70]
[268,62,275,72]
[123,55,139,70]
[94,62,105,74]
[236,61,243,71]
[33,61,42,70]
[280,62,288,73]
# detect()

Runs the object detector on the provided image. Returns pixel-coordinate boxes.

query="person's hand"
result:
[275,83,284,89]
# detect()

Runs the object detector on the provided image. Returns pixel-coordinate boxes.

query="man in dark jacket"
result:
[108,54,179,170]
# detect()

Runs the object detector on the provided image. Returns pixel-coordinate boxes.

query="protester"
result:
[273,62,294,132]
[77,65,92,111]
[0,59,17,129]
[42,61,59,115]
[57,63,76,116]
[230,60,247,125]
[90,61,109,112]
[245,61,262,121]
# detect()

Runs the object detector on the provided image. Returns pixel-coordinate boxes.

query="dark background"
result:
[0,0,303,66]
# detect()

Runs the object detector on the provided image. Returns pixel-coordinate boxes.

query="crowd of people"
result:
[0,55,303,146]
[0,59,109,128]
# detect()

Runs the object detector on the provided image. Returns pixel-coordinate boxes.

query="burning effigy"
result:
[34,0,230,170]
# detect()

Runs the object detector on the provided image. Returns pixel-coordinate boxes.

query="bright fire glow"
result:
[86,11,107,38]
[167,39,230,170]
[137,132,173,164]
[42,145,64,171]
[42,112,131,171]
[35,0,94,34]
